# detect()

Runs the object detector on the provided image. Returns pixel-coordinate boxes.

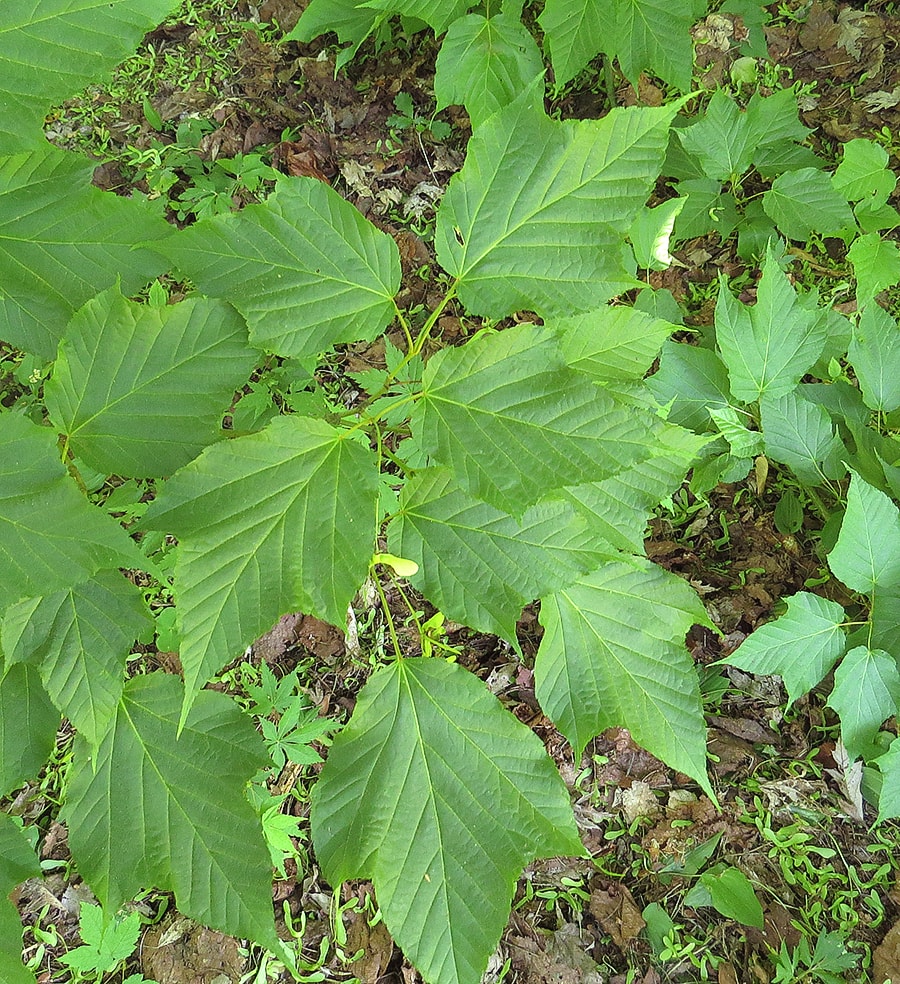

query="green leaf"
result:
[760,389,845,485]
[697,867,763,929]
[60,905,141,975]
[715,247,825,403]
[762,168,855,241]
[871,587,900,658]
[673,178,740,241]
[0,660,58,798]
[412,324,668,514]
[0,147,171,359]
[629,197,686,271]
[45,289,257,478]
[0,1,180,152]
[0,414,145,610]
[746,88,818,177]
[434,13,544,129]
[849,303,900,412]
[311,658,584,984]
[538,0,608,89]
[0,814,40,984]
[285,0,385,66]
[435,84,677,318]
[875,737,900,821]
[828,470,900,595]
[142,416,378,717]
[848,233,900,309]
[722,592,846,705]
[1,572,152,748]
[554,306,676,381]
[606,0,698,92]
[156,177,401,362]
[536,558,712,791]
[677,89,754,182]
[65,673,277,948]
[828,647,900,761]
[388,468,610,643]
[363,0,473,33]
[708,406,764,458]
[647,340,733,431]
[832,139,895,203]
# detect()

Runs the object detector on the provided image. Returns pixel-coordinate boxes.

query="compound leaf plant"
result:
[4,3,900,984]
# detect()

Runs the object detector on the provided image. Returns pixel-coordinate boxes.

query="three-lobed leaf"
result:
[311,657,584,984]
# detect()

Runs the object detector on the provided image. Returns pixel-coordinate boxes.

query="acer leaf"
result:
[388,468,612,643]
[538,0,609,88]
[434,13,544,128]
[65,673,277,948]
[709,406,764,459]
[0,1,179,152]
[762,168,855,241]
[647,340,732,431]
[45,289,257,477]
[828,470,900,595]
[875,738,900,822]
[759,389,845,485]
[364,0,474,33]
[435,83,677,318]
[715,247,825,403]
[848,233,900,309]
[832,139,895,203]
[0,661,58,798]
[142,416,379,719]
[0,414,145,610]
[312,658,584,984]
[285,0,386,68]
[723,592,846,705]
[1,572,152,748]
[536,558,712,792]
[608,0,698,92]
[0,814,40,984]
[828,647,900,761]
[746,88,819,177]
[412,324,666,514]
[0,147,171,359]
[677,89,754,181]
[156,177,401,362]
[848,302,900,412]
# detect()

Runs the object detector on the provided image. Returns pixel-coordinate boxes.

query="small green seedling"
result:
[59,902,151,982]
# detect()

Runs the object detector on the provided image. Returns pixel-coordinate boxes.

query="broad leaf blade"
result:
[0,661,58,798]
[0,814,40,984]
[611,0,697,92]
[762,168,855,241]
[388,468,611,643]
[828,646,900,761]
[723,592,846,704]
[435,84,677,318]
[848,303,900,413]
[142,416,378,717]
[312,658,584,984]
[0,1,179,152]
[848,233,900,308]
[45,290,257,477]
[647,340,732,431]
[0,414,144,610]
[0,147,171,359]
[875,737,900,822]
[536,558,712,792]
[832,139,895,203]
[760,389,845,485]
[828,470,900,595]
[156,177,401,362]
[364,0,473,34]
[1,572,152,748]
[412,324,666,514]
[678,89,752,181]
[65,674,277,947]
[539,0,608,88]
[434,13,544,129]
[715,247,826,402]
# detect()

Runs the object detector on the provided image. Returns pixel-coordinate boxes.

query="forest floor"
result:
[15,1,900,983]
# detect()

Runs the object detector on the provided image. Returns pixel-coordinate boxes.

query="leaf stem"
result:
[373,571,404,660]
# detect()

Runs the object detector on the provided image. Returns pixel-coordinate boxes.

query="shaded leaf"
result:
[848,303,900,412]
[828,647,900,761]
[536,558,712,791]
[0,660,58,797]
[312,658,584,984]
[45,289,257,477]
[0,814,40,984]
[848,233,900,309]
[538,0,608,89]
[647,340,732,431]
[832,139,895,203]
[762,168,855,241]
[875,737,900,822]
[760,389,845,485]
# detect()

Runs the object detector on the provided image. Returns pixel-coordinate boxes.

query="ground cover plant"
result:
[2,2,900,983]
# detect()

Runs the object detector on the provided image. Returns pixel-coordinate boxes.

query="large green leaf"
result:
[715,248,825,403]
[142,416,378,717]
[538,0,608,88]
[535,558,712,791]
[723,592,846,705]
[0,660,58,798]
[762,168,855,241]
[832,139,895,203]
[0,1,179,152]
[156,177,400,363]
[0,147,171,359]
[848,233,900,308]
[610,0,698,92]
[311,658,584,984]
[45,289,257,478]
[828,470,900,596]
[285,0,386,68]
[828,646,900,761]
[875,737,900,821]
[65,674,277,947]
[412,324,665,514]
[365,0,474,33]
[647,340,732,431]
[435,84,677,318]
[848,303,900,413]
[677,89,754,182]
[0,814,40,984]
[0,414,144,610]
[388,468,610,643]
[434,13,544,129]
[1,572,152,748]
[759,389,845,486]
